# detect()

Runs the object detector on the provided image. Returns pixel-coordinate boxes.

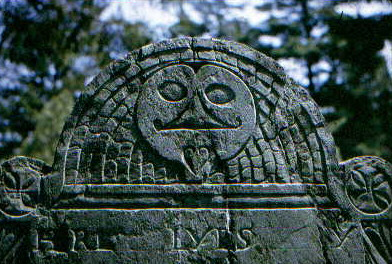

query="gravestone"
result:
[1,37,391,263]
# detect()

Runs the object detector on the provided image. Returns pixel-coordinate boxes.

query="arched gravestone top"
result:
[53,37,339,187]
[1,38,392,263]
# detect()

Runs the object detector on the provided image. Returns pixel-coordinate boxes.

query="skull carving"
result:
[137,64,256,180]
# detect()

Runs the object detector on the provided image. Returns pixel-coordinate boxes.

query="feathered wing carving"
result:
[226,77,337,184]
[53,61,145,184]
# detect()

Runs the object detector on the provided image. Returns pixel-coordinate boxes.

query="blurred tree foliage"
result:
[0,0,391,164]
[0,0,153,163]
[251,0,392,160]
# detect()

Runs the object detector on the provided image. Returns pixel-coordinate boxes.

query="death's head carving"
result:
[53,38,339,185]
[137,64,256,179]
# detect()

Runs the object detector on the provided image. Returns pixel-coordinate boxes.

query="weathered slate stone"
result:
[1,38,391,263]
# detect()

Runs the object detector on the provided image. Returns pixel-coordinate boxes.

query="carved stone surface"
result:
[1,37,391,263]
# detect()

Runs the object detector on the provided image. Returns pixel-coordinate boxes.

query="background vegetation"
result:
[0,0,391,164]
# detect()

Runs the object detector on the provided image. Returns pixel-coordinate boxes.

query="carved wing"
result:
[52,37,340,186]
[226,77,338,184]
[52,61,144,184]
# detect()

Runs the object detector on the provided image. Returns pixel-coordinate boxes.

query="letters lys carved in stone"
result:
[1,38,391,263]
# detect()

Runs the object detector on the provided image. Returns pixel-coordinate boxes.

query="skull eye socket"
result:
[158,81,187,102]
[205,84,235,105]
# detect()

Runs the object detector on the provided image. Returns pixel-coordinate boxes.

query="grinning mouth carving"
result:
[154,117,241,131]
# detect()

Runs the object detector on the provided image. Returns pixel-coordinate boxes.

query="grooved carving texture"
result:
[53,37,338,185]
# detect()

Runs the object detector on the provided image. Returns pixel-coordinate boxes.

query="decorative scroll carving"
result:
[361,221,392,264]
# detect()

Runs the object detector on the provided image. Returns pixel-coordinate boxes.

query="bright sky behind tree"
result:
[100,0,392,86]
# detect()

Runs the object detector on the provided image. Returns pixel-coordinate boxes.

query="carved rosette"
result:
[331,156,392,264]
[330,156,392,220]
